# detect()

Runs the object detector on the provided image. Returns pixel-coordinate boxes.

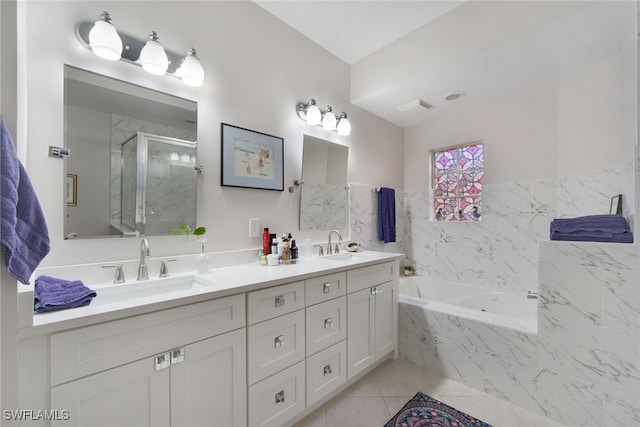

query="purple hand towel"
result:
[0,117,50,284]
[378,187,396,243]
[34,275,96,313]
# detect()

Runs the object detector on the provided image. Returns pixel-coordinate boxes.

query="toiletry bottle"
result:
[270,233,277,255]
[257,249,264,265]
[262,228,270,255]
[281,236,291,264]
[290,239,298,261]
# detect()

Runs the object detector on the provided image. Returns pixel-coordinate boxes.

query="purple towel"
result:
[34,275,96,313]
[378,187,396,243]
[0,117,50,284]
[550,214,633,243]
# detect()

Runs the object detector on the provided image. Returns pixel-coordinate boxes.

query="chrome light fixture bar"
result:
[296,99,351,136]
[76,12,204,87]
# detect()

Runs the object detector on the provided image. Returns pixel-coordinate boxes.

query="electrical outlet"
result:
[249,218,261,237]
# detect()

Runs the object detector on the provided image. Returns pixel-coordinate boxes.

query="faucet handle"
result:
[159,258,177,278]
[102,264,125,284]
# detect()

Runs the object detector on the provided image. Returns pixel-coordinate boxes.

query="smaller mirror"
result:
[299,135,349,230]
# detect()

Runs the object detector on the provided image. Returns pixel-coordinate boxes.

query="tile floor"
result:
[294,358,569,427]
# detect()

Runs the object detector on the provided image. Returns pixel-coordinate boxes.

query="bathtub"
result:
[399,276,537,334]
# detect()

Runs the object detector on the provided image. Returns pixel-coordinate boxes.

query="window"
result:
[432,142,484,221]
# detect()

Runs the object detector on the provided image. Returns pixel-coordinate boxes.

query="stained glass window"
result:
[433,143,483,221]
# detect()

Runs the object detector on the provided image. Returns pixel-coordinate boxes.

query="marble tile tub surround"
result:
[400,241,640,426]
[403,163,635,294]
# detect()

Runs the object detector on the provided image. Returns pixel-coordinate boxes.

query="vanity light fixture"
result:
[139,31,169,75]
[76,11,205,87]
[296,99,351,136]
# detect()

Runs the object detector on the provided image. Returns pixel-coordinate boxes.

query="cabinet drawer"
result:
[305,272,346,306]
[306,340,347,407]
[347,261,397,293]
[248,360,306,427]
[247,281,305,325]
[50,294,245,386]
[248,310,305,385]
[306,296,346,356]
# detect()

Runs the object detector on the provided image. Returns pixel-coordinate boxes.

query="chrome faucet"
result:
[327,230,343,255]
[137,238,150,281]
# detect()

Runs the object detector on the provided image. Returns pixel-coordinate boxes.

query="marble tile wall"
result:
[403,163,635,294]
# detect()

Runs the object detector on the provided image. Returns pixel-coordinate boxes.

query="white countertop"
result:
[20,251,403,337]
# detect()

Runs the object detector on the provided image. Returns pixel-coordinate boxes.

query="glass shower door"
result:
[140,133,198,236]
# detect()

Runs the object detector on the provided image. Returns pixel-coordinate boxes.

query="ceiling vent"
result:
[398,99,432,112]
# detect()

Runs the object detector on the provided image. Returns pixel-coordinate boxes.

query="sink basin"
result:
[319,251,375,262]
[92,275,216,306]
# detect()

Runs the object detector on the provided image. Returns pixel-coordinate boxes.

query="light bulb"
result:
[336,113,351,136]
[139,31,168,75]
[88,11,122,61]
[322,107,337,131]
[179,48,204,87]
[306,102,321,126]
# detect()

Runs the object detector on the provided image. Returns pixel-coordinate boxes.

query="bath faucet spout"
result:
[138,238,150,281]
[327,230,343,255]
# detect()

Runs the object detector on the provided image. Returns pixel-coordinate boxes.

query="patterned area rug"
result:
[384,392,493,427]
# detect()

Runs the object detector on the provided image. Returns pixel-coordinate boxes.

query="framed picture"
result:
[221,123,284,191]
[66,173,77,206]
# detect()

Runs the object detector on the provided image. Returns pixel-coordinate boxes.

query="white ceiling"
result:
[254,1,464,64]
[255,1,633,128]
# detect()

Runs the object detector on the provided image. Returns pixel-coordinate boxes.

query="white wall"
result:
[22,1,403,267]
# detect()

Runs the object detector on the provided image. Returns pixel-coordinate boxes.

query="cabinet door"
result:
[347,288,375,379]
[171,329,246,427]
[51,357,170,427]
[375,281,397,359]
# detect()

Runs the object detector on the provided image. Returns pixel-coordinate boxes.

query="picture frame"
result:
[66,173,77,206]
[221,123,284,191]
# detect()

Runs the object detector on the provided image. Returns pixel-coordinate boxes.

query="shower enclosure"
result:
[115,132,197,236]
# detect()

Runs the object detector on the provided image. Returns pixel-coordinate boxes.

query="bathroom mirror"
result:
[63,65,198,239]
[299,135,349,230]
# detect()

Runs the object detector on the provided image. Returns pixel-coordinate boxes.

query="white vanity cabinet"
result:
[346,261,398,379]
[247,281,306,426]
[49,294,247,427]
[20,252,401,427]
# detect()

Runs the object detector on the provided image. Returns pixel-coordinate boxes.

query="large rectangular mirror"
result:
[299,135,349,230]
[63,66,198,239]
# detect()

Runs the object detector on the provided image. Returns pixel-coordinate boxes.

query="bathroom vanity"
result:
[17,251,401,427]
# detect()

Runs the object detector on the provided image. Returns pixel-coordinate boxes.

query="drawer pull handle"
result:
[371,286,380,295]
[275,390,285,404]
[323,364,332,376]
[323,283,332,293]
[274,335,285,348]
[154,353,170,371]
[324,318,333,329]
[170,348,185,365]
[275,295,285,307]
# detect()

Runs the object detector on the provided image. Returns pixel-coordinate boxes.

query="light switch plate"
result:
[249,218,261,237]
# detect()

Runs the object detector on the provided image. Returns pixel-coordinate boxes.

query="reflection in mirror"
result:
[63,65,198,239]
[299,135,349,231]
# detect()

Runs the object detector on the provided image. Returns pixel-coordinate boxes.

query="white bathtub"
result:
[399,276,537,333]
